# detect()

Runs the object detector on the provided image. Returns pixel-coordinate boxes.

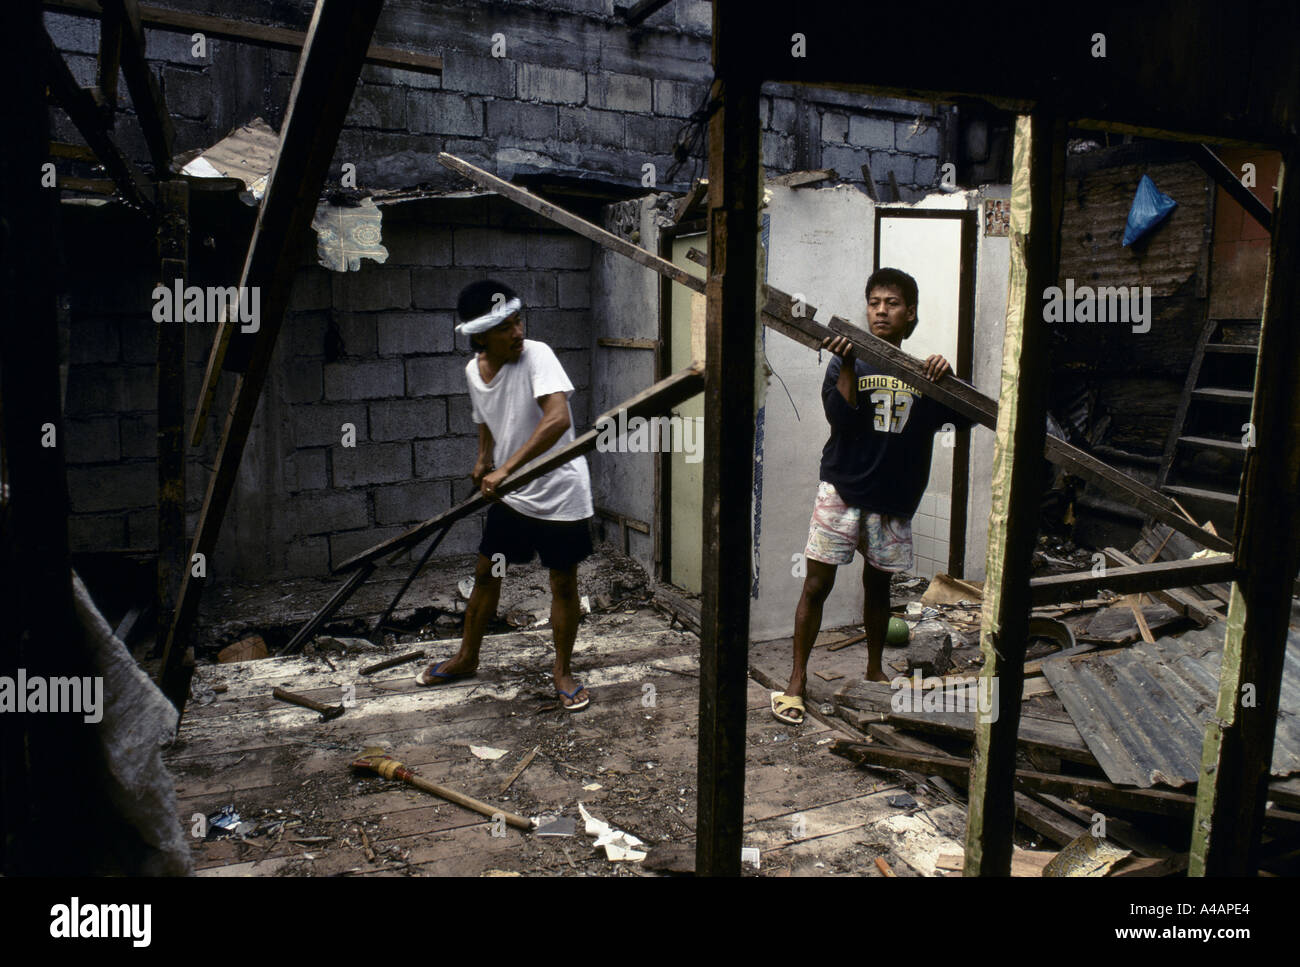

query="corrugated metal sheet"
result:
[1040,625,1300,788]
[1058,161,1210,298]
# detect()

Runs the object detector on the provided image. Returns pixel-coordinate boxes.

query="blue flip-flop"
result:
[557,683,590,712]
[415,660,475,687]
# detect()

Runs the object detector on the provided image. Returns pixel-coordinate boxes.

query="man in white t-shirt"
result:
[415,280,595,710]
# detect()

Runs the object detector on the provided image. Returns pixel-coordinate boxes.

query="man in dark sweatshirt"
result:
[771,267,962,725]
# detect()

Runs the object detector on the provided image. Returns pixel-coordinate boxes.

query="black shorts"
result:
[480,501,594,571]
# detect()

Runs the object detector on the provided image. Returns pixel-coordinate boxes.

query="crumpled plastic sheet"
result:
[578,802,646,862]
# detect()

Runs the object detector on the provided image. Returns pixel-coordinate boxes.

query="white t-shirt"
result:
[465,339,594,521]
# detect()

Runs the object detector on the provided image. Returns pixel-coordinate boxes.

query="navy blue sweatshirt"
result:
[819,355,965,517]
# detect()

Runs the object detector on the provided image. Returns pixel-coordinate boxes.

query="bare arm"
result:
[480,392,571,496]
[824,335,858,406]
[471,422,494,487]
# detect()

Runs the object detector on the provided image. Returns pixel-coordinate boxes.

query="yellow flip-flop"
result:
[771,692,805,725]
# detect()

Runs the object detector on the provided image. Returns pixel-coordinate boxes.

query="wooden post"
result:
[1190,148,1300,875]
[964,112,1065,876]
[102,0,175,174]
[158,0,386,710]
[156,179,187,667]
[695,0,760,878]
[0,0,100,874]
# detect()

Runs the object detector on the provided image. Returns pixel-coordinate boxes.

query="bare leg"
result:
[784,559,838,715]
[550,565,588,707]
[862,562,892,682]
[418,553,500,679]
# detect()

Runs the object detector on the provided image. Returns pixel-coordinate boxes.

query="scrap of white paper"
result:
[470,745,509,760]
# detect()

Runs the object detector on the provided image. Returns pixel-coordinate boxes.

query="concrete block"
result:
[821,111,849,144]
[914,156,939,187]
[873,150,915,185]
[558,107,624,149]
[285,359,323,404]
[290,268,333,311]
[383,226,453,267]
[324,359,405,400]
[517,63,585,105]
[293,402,368,448]
[286,535,330,576]
[64,416,120,464]
[126,509,158,549]
[45,12,98,54]
[289,448,328,492]
[556,350,590,390]
[68,514,127,552]
[588,72,651,113]
[335,313,378,357]
[63,54,98,90]
[143,27,203,65]
[360,63,441,90]
[451,476,477,503]
[415,436,481,479]
[412,268,555,310]
[485,101,557,140]
[676,0,713,32]
[526,234,591,270]
[67,463,155,513]
[895,119,940,156]
[294,492,370,536]
[447,394,477,435]
[288,312,330,357]
[821,144,872,182]
[331,443,412,488]
[377,312,455,355]
[119,318,156,364]
[762,132,795,172]
[348,84,407,130]
[441,51,514,97]
[848,115,894,151]
[526,310,590,350]
[454,228,527,268]
[329,526,407,570]
[161,67,209,120]
[557,272,590,309]
[435,517,483,557]
[905,618,954,677]
[625,115,682,156]
[770,96,797,134]
[331,267,411,312]
[408,90,483,136]
[374,479,452,525]
[66,365,155,415]
[369,398,449,441]
[119,414,158,459]
[71,318,120,364]
[653,78,699,118]
[406,356,469,398]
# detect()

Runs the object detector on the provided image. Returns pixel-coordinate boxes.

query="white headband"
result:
[455,297,522,336]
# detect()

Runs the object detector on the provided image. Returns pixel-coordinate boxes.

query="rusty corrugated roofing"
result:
[1040,624,1300,788]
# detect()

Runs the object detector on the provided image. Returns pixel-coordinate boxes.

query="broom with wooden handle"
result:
[350,747,535,831]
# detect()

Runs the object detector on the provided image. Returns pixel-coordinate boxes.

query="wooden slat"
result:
[1164,484,1239,507]
[1192,387,1254,404]
[1177,435,1247,455]
[102,0,174,173]
[159,0,388,712]
[332,363,705,573]
[1029,556,1235,605]
[1203,343,1257,355]
[1193,144,1273,232]
[1192,146,1300,875]
[42,29,154,211]
[1101,547,1220,628]
[966,112,1065,876]
[45,0,443,75]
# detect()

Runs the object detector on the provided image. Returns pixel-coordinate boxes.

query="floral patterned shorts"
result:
[804,481,913,571]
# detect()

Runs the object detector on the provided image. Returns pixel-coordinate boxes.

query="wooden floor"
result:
[167,608,964,876]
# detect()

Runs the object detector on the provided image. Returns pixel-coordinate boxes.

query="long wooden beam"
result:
[438,152,1231,556]
[831,742,1300,827]
[332,363,706,573]
[97,0,122,122]
[1191,147,1300,876]
[102,0,174,174]
[158,0,387,712]
[1101,547,1220,626]
[45,0,442,75]
[696,1,760,877]
[1193,144,1272,233]
[42,28,154,212]
[1029,556,1236,605]
[965,112,1065,876]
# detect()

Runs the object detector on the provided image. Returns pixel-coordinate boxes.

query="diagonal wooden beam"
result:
[965,111,1066,876]
[332,363,706,573]
[46,0,442,76]
[97,0,122,123]
[617,0,674,27]
[101,0,174,174]
[1193,144,1272,233]
[158,0,388,712]
[42,27,153,212]
[438,152,1231,556]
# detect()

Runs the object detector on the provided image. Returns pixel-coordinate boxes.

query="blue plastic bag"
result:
[1122,174,1177,246]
